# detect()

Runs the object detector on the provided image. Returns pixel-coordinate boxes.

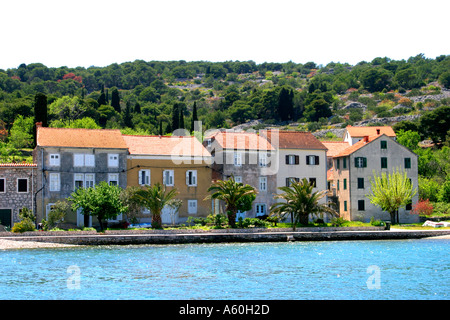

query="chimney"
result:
[376,129,380,135]
[364,136,369,143]
[36,122,42,128]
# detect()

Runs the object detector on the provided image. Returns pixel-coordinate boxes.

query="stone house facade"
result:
[330,133,419,223]
[204,130,278,219]
[0,163,37,227]
[123,135,212,224]
[34,126,128,227]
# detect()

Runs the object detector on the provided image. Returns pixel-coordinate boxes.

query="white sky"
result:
[0,0,448,70]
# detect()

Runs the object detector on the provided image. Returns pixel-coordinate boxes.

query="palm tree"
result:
[132,183,179,229]
[270,178,338,230]
[205,176,257,228]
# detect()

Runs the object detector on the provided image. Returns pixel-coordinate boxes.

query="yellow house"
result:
[123,135,212,224]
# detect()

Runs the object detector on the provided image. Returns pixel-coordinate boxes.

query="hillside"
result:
[0,54,449,162]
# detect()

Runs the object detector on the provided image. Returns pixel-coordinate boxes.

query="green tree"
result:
[171,103,180,132]
[419,106,450,144]
[110,88,121,113]
[9,115,34,149]
[190,101,198,133]
[270,178,337,230]
[205,176,257,228]
[132,183,179,229]
[360,67,392,92]
[367,169,417,224]
[69,181,127,231]
[396,130,421,150]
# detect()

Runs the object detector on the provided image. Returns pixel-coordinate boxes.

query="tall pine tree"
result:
[171,103,180,132]
[111,88,121,113]
[190,101,198,133]
[33,92,48,147]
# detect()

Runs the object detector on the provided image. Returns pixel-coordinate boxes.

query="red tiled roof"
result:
[334,134,381,157]
[321,141,350,157]
[261,130,327,150]
[208,131,274,151]
[0,163,37,167]
[37,127,128,149]
[345,125,396,138]
[123,135,211,157]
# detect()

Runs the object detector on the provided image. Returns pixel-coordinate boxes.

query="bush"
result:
[411,199,434,216]
[370,217,383,226]
[237,217,269,228]
[12,219,35,233]
[331,217,348,227]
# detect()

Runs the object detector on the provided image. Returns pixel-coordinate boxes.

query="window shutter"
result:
[295,155,299,164]
[306,156,310,165]
[315,156,319,165]
[286,178,290,187]
[355,157,358,168]
[363,157,367,168]
[285,155,289,164]
[186,171,189,185]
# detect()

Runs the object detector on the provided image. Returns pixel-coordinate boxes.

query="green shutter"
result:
[363,157,367,168]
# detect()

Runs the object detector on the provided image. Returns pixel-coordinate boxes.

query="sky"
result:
[0,0,449,70]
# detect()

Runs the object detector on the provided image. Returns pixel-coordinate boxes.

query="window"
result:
[108,173,119,186]
[405,158,411,169]
[355,157,367,168]
[259,153,268,167]
[163,170,174,186]
[188,200,197,214]
[0,178,5,193]
[259,176,267,192]
[85,174,95,188]
[234,176,242,184]
[234,152,242,166]
[207,139,212,147]
[343,157,347,169]
[186,170,197,186]
[286,177,299,187]
[139,170,150,186]
[381,140,387,149]
[17,178,28,193]
[337,180,340,191]
[358,200,365,211]
[255,204,266,216]
[108,154,119,167]
[49,173,60,192]
[343,178,347,190]
[46,203,55,219]
[306,155,319,165]
[344,201,347,212]
[406,202,412,211]
[74,173,84,189]
[285,155,299,165]
[309,178,316,188]
[74,154,95,167]
[357,178,364,189]
[49,154,60,166]
[336,159,340,169]
[381,157,388,169]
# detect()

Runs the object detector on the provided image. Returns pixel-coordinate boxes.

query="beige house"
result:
[330,132,419,223]
[343,125,396,146]
[124,135,212,224]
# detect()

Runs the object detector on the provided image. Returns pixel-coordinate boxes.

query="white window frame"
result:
[0,178,5,193]
[74,154,84,167]
[259,176,267,192]
[163,170,174,186]
[108,173,119,186]
[234,152,242,167]
[287,155,296,165]
[74,173,84,190]
[259,153,268,167]
[46,203,56,219]
[308,155,316,165]
[49,173,60,192]
[139,169,150,186]
[255,203,266,216]
[85,154,95,167]
[17,178,28,193]
[49,154,60,166]
[188,200,198,214]
[234,176,242,184]
[186,170,197,187]
[84,174,95,188]
[108,154,119,168]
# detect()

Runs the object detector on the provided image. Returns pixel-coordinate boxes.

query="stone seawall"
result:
[2,228,450,246]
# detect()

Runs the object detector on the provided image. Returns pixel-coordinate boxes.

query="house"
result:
[204,130,277,219]
[123,135,212,224]
[0,163,37,228]
[330,132,419,223]
[343,125,396,146]
[260,130,329,221]
[34,125,129,227]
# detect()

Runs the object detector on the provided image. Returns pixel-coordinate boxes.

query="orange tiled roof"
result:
[124,135,211,157]
[345,125,396,137]
[334,135,382,157]
[261,130,327,150]
[208,131,274,151]
[37,127,128,149]
[321,141,350,157]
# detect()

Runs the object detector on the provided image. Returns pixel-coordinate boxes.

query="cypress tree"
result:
[97,86,107,106]
[171,103,180,131]
[190,101,198,133]
[179,106,185,129]
[134,102,141,113]
[111,88,121,112]
[123,101,133,128]
[33,92,48,147]
[159,120,163,136]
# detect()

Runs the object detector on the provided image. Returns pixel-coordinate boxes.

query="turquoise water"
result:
[0,239,448,300]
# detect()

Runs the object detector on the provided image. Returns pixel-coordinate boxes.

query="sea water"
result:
[0,239,448,300]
